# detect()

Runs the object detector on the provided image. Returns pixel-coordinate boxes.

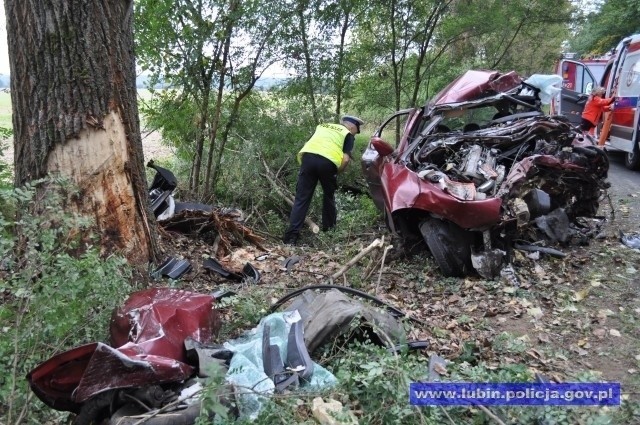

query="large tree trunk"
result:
[6,0,157,266]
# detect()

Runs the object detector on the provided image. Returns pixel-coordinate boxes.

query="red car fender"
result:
[379,161,502,229]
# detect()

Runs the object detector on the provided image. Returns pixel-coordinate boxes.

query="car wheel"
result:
[624,143,640,170]
[419,218,474,277]
[109,402,203,425]
[75,391,116,425]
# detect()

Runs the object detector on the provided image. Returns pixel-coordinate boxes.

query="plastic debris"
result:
[620,231,640,249]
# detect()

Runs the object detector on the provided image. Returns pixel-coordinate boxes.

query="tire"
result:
[74,391,116,425]
[624,142,640,170]
[109,402,203,425]
[419,218,474,277]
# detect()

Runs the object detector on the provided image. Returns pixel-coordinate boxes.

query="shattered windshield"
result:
[434,104,503,132]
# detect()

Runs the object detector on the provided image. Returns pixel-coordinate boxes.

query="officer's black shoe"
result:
[282,234,298,245]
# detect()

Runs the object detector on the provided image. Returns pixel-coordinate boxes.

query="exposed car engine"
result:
[408,115,607,213]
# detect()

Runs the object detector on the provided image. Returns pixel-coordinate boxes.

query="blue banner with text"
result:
[409,382,621,406]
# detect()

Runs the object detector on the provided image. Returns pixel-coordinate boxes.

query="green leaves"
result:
[571,0,640,55]
[0,179,132,423]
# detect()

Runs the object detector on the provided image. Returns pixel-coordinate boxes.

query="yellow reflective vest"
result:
[297,123,349,169]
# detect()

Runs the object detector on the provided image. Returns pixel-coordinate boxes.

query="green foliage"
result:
[0,179,133,423]
[492,332,530,355]
[0,129,12,179]
[331,342,431,424]
[135,0,291,196]
[135,0,572,203]
[571,0,640,55]
[315,193,380,244]
[239,341,630,424]
[196,362,233,424]
[213,92,313,203]
[140,90,200,164]
[243,397,316,425]
[215,287,271,340]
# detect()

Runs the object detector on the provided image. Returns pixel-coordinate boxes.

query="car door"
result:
[558,59,597,125]
[361,108,418,212]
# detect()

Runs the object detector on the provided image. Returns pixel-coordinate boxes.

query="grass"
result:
[0,90,11,129]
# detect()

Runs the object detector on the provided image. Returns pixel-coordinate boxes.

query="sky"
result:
[0,4,290,79]
[0,5,8,74]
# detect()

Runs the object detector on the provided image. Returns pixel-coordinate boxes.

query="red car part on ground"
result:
[28,288,221,414]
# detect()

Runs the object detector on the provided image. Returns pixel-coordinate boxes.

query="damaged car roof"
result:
[428,70,523,108]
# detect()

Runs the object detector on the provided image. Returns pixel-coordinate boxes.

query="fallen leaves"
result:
[153,200,640,396]
[537,333,550,344]
[573,288,590,302]
[527,307,544,320]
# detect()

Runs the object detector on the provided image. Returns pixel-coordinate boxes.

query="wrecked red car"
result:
[362,70,609,277]
[27,288,222,424]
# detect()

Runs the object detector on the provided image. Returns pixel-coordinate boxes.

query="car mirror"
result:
[371,137,394,157]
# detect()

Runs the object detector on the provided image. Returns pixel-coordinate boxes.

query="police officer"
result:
[283,115,364,245]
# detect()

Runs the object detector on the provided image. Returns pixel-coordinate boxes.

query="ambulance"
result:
[553,34,640,170]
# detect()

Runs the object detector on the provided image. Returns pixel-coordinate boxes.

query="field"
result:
[0,90,11,129]
[0,89,171,165]
[0,89,154,131]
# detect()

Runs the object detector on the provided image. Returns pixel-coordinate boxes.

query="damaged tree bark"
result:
[7,1,157,265]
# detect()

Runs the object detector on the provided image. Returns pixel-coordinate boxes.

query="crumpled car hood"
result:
[27,288,220,413]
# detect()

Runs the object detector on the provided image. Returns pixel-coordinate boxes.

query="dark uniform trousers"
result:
[283,153,337,242]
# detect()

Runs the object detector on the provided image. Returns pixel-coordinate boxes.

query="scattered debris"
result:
[280,288,406,353]
[514,243,567,258]
[312,397,359,425]
[203,257,244,281]
[27,288,221,420]
[28,282,423,423]
[428,354,449,381]
[620,231,640,249]
[152,256,193,279]
[148,160,265,259]
[331,237,385,281]
[281,255,301,272]
[203,258,261,283]
[224,311,337,419]
[160,208,264,257]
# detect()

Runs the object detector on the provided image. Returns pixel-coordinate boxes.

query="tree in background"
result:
[321,0,363,121]
[6,0,157,266]
[441,0,572,75]
[136,0,233,194]
[348,0,572,121]
[134,0,573,207]
[570,0,640,55]
[136,0,285,198]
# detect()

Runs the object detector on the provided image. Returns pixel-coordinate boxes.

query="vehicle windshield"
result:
[434,104,503,132]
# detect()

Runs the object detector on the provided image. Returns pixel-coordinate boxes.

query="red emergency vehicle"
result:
[553,35,640,170]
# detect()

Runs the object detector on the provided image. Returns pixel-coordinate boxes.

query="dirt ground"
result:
[154,148,640,408]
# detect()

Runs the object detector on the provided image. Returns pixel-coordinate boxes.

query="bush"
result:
[245,341,625,424]
[0,179,133,423]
